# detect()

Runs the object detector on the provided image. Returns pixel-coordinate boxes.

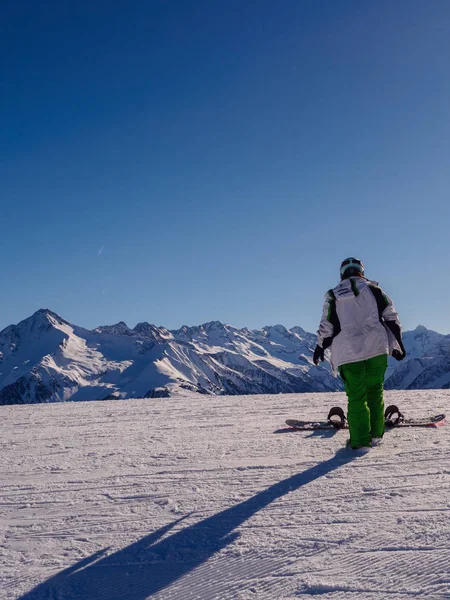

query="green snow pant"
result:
[339,354,388,449]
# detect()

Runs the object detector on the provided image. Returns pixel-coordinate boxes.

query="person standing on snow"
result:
[313,257,406,450]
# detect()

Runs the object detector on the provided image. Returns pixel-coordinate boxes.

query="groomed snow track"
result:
[1,390,450,599]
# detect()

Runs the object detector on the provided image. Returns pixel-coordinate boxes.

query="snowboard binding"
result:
[384,404,404,426]
[327,406,347,429]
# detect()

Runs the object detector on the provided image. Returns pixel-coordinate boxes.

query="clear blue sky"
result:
[2,0,450,334]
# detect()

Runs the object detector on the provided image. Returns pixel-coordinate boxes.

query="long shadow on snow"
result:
[19,448,356,600]
[273,427,340,437]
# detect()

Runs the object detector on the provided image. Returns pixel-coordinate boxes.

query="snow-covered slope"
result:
[0,310,338,404]
[2,390,450,599]
[1,310,450,404]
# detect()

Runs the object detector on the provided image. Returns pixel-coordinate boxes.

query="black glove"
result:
[385,321,406,361]
[392,349,405,361]
[313,345,325,366]
[392,344,406,361]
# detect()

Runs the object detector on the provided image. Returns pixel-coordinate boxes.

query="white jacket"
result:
[317,277,401,368]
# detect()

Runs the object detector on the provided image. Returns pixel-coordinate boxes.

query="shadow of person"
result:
[273,428,340,438]
[19,447,356,600]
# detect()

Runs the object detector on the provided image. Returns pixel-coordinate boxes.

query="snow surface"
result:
[2,390,450,599]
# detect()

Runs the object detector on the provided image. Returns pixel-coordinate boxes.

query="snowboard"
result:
[285,405,446,431]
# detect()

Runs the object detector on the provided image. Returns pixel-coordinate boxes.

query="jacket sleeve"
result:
[369,284,401,325]
[380,291,401,325]
[317,290,337,349]
[372,285,403,350]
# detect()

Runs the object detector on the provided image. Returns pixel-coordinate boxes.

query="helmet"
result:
[340,257,364,279]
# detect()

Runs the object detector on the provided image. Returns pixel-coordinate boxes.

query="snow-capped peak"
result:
[0,309,71,343]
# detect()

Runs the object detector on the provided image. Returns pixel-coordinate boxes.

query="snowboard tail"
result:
[384,405,446,428]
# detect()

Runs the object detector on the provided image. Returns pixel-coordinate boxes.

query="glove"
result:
[313,345,325,366]
[386,322,406,361]
[392,348,406,360]
[392,343,406,361]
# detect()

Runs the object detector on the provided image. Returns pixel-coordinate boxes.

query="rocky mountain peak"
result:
[414,324,429,334]
[133,322,172,341]
[29,308,67,327]
[202,321,228,332]
[94,322,132,336]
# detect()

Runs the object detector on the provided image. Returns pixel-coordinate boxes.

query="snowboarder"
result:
[313,257,406,450]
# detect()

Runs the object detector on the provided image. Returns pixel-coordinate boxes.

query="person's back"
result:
[324,276,400,370]
[313,257,406,450]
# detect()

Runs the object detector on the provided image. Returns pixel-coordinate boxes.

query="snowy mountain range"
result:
[0,309,449,404]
